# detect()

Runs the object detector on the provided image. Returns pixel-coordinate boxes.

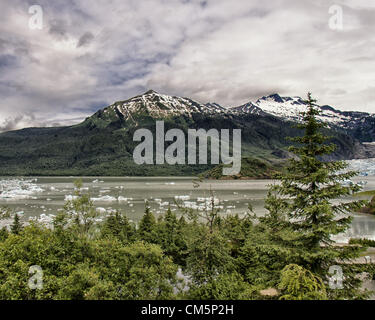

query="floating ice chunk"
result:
[64,195,78,201]
[91,195,117,202]
[29,213,55,228]
[0,178,44,200]
[341,179,354,187]
[183,201,195,208]
[175,195,190,201]
[96,207,107,214]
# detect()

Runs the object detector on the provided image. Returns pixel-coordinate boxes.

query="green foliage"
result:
[175,194,236,288]
[0,99,372,301]
[155,208,188,266]
[357,195,375,215]
[0,227,8,242]
[101,211,136,244]
[0,105,363,176]
[201,157,285,180]
[355,190,375,197]
[278,264,327,300]
[62,179,100,237]
[0,207,11,219]
[10,214,23,235]
[187,272,257,300]
[245,93,369,299]
[138,204,158,244]
[349,238,375,247]
[185,225,234,285]
[0,223,177,300]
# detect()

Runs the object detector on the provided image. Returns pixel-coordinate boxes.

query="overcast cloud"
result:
[0,0,374,131]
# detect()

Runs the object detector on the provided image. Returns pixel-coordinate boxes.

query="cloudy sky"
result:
[0,0,374,131]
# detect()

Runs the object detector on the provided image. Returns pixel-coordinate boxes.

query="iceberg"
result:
[91,195,117,202]
[0,178,44,200]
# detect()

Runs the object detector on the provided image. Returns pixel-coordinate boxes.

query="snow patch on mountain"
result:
[231,93,359,126]
[105,90,225,120]
[96,90,374,137]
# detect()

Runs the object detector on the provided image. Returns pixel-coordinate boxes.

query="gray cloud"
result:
[0,114,40,132]
[48,19,69,40]
[77,32,94,47]
[0,0,375,131]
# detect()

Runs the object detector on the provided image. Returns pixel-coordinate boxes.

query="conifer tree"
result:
[159,207,187,266]
[10,214,22,235]
[0,227,9,241]
[101,211,135,244]
[278,264,327,300]
[138,203,157,243]
[253,93,367,299]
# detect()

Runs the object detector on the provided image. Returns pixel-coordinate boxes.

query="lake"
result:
[1,176,375,242]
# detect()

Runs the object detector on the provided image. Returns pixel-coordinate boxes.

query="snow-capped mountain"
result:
[95,90,373,127]
[231,93,373,127]
[88,90,375,142]
[1,90,374,176]
[98,90,225,121]
[230,93,375,142]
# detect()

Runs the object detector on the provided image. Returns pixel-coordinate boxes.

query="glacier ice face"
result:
[345,158,375,176]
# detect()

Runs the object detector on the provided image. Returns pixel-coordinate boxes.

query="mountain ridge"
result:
[0,90,374,176]
[83,90,375,142]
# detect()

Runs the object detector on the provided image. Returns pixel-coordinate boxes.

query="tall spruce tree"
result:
[159,207,187,266]
[255,93,368,299]
[10,214,22,235]
[138,203,157,243]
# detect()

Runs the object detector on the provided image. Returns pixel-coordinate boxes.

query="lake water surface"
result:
[1,176,375,242]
